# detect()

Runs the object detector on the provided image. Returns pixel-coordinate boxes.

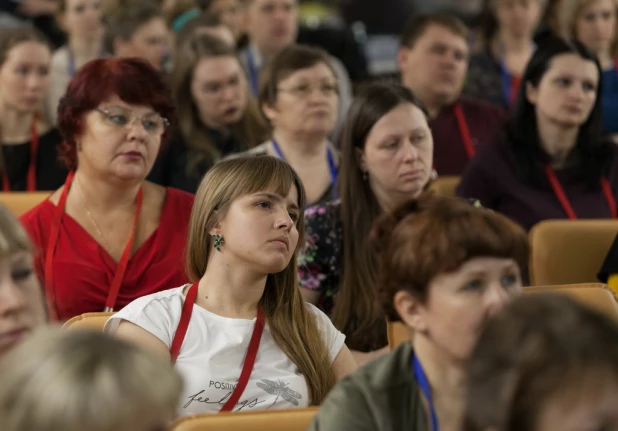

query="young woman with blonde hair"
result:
[0,327,182,431]
[106,155,356,416]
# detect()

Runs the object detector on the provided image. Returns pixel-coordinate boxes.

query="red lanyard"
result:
[170,281,265,412]
[44,171,143,319]
[544,165,617,219]
[2,118,39,192]
[453,104,475,159]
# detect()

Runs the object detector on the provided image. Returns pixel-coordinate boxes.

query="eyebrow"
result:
[253,192,300,211]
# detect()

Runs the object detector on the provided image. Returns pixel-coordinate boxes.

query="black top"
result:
[2,127,67,191]
[148,128,246,194]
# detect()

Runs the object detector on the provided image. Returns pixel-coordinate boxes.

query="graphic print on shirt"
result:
[182,378,303,412]
[256,378,303,408]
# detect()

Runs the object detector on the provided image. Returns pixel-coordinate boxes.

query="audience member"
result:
[558,0,618,137]
[465,0,545,109]
[239,0,351,127]
[198,0,245,43]
[465,293,618,431]
[0,204,46,358]
[46,0,105,125]
[150,34,267,193]
[458,37,617,231]
[104,1,170,70]
[309,194,529,430]
[238,44,339,206]
[0,328,182,431]
[0,27,67,192]
[21,58,194,321]
[106,156,357,416]
[398,13,507,176]
[298,82,433,363]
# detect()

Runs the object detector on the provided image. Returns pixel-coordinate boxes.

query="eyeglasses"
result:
[95,107,169,135]
[277,82,339,98]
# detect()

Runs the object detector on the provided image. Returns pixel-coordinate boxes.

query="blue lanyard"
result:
[271,138,338,196]
[413,355,439,431]
[499,61,513,107]
[246,49,259,96]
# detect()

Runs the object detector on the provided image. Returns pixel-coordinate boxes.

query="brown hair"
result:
[186,155,335,404]
[103,1,163,55]
[0,204,33,258]
[0,327,182,431]
[175,11,226,49]
[171,33,267,176]
[333,81,428,351]
[258,44,337,111]
[372,195,529,321]
[464,293,618,431]
[400,12,468,48]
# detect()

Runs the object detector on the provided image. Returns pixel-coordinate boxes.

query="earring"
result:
[212,234,224,251]
[362,170,368,181]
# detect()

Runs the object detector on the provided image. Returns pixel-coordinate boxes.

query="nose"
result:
[0,279,27,318]
[221,83,236,101]
[568,82,586,100]
[485,284,512,318]
[25,73,42,91]
[126,117,149,140]
[275,207,294,230]
[402,138,420,162]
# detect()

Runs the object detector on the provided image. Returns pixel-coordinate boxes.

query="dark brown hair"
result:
[333,81,427,351]
[372,195,529,321]
[258,44,336,111]
[0,27,50,66]
[103,1,163,55]
[175,11,225,50]
[400,12,468,48]
[464,293,618,431]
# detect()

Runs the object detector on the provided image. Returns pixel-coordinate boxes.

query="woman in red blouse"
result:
[21,57,194,321]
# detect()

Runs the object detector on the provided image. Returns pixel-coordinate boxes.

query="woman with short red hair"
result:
[21,57,194,321]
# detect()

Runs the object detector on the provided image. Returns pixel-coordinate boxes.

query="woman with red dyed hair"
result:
[20,57,194,321]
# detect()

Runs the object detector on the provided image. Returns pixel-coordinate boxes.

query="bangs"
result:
[0,206,32,257]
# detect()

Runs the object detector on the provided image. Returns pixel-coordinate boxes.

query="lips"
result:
[270,236,289,249]
[123,151,144,158]
[0,328,29,350]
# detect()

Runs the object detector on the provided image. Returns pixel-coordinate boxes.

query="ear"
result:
[112,36,128,56]
[397,47,410,72]
[261,100,278,124]
[55,12,67,32]
[393,290,428,333]
[525,81,538,105]
[207,211,223,236]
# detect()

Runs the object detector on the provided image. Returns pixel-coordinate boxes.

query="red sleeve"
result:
[20,203,52,287]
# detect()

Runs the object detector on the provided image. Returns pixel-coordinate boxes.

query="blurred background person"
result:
[174,11,237,49]
[458,37,617,231]
[0,204,47,359]
[0,27,66,192]
[46,0,105,125]
[150,33,266,193]
[104,1,170,71]
[465,294,618,431]
[298,82,433,364]
[464,0,545,109]
[558,0,618,138]
[398,13,506,176]
[240,0,352,128]
[21,58,194,321]
[309,194,529,430]
[0,328,182,431]
[239,44,339,206]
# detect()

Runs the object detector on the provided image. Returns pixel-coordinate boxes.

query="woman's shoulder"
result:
[108,286,186,325]
[50,46,70,70]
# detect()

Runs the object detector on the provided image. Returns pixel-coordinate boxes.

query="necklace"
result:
[74,179,115,256]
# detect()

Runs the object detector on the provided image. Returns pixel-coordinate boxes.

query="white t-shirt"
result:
[105,285,345,416]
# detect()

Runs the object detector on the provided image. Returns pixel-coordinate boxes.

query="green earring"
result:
[212,234,224,251]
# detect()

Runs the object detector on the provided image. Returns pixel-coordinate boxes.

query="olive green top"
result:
[308,342,427,431]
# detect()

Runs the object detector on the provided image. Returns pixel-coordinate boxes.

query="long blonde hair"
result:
[171,33,268,176]
[0,327,183,431]
[558,0,618,55]
[0,204,33,257]
[186,155,335,404]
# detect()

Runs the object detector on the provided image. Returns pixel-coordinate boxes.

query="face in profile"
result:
[0,41,51,113]
[402,257,522,361]
[575,0,617,55]
[0,250,46,358]
[398,24,469,107]
[360,102,433,207]
[190,56,248,129]
[212,185,301,275]
[526,53,598,128]
[78,95,167,181]
[263,62,339,137]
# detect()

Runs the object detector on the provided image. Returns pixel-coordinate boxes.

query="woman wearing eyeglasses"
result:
[20,57,194,322]
[237,44,340,206]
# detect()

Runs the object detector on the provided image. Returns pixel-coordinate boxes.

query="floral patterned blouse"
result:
[298,200,343,316]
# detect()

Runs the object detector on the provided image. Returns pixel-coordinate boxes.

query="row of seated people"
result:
[1,182,618,430]
[4,30,618,363]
